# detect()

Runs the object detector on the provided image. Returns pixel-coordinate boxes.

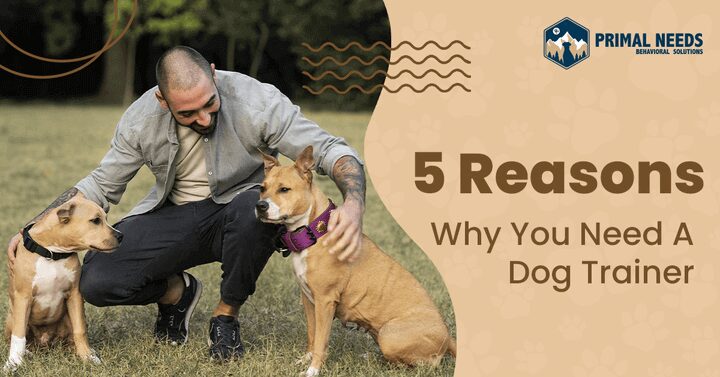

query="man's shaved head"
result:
[155,46,213,95]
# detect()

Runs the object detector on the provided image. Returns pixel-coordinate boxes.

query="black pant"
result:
[79,190,279,307]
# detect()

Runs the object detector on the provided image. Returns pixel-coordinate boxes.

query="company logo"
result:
[543,17,704,69]
[543,17,590,69]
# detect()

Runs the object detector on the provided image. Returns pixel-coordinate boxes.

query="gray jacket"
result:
[75,70,360,218]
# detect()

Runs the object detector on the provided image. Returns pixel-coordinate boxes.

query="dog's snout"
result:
[114,230,124,243]
[256,200,269,213]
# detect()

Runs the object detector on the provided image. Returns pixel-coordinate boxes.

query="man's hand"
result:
[323,198,364,262]
[7,231,21,266]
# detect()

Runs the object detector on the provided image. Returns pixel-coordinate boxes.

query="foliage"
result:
[207,0,263,46]
[1,0,81,56]
[87,0,209,46]
[3,0,391,109]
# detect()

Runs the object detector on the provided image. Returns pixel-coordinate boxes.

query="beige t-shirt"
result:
[168,125,212,205]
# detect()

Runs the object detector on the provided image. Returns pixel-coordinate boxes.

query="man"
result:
[6,46,366,360]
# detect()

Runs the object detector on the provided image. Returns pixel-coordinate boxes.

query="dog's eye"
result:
[90,217,101,225]
[279,187,291,193]
[259,186,266,193]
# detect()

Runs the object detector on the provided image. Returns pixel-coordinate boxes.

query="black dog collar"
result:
[22,223,73,261]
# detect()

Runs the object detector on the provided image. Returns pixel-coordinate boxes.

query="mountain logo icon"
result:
[544,17,590,69]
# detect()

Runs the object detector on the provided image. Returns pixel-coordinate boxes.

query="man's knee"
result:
[225,190,261,222]
[80,262,131,307]
[79,268,110,307]
[224,191,278,237]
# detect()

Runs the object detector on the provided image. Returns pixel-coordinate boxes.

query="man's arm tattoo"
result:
[332,156,366,206]
[27,187,79,225]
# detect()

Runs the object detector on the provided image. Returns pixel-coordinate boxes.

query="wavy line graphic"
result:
[301,40,471,52]
[302,68,471,81]
[302,83,471,94]
[301,54,471,67]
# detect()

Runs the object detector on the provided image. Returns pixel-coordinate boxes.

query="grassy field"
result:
[0,104,455,376]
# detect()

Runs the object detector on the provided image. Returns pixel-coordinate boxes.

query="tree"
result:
[206,0,269,78]
[87,0,209,105]
[268,0,390,107]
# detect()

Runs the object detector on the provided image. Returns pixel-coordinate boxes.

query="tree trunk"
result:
[249,22,269,78]
[122,35,138,106]
[96,38,125,103]
[226,35,236,71]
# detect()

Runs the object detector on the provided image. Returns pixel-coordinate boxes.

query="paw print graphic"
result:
[363,125,407,183]
[398,13,459,44]
[463,331,501,376]
[621,304,669,351]
[628,2,719,100]
[648,363,674,377]
[688,178,720,217]
[437,250,484,290]
[406,115,446,148]
[504,121,533,148]
[517,15,544,47]
[699,370,720,377]
[557,316,587,341]
[697,101,720,136]
[515,341,547,375]
[708,225,720,251]
[469,30,494,56]
[560,268,607,304]
[516,57,554,94]
[639,119,693,163]
[680,326,719,365]
[572,347,627,377]
[661,264,717,317]
[491,282,535,319]
[446,63,494,119]
[547,79,619,154]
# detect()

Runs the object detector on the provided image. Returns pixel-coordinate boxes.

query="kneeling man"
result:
[8,46,366,360]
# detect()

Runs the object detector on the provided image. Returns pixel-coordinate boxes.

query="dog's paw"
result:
[3,359,21,373]
[87,353,102,365]
[295,352,312,365]
[79,349,102,365]
[304,367,320,377]
[5,335,26,373]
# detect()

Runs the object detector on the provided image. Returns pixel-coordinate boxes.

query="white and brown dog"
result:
[4,196,122,371]
[256,146,456,376]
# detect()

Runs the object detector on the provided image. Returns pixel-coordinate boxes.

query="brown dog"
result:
[256,146,456,376]
[4,196,122,371]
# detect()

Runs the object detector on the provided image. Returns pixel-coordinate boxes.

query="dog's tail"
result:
[446,337,457,358]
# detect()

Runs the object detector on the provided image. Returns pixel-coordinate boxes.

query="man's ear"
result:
[211,63,217,81]
[155,90,169,110]
[56,202,76,224]
[294,146,315,181]
[259,149,280,173]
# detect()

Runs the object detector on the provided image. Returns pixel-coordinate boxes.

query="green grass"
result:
[0,104,455,376]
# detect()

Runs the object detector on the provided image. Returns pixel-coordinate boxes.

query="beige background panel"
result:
[368,0,720,375]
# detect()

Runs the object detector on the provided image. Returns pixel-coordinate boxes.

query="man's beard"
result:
[172,111,219,135]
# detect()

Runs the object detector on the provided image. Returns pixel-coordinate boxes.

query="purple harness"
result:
[279,200,336,253]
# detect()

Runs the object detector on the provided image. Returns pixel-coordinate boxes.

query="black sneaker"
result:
[208,315,244,360]
[154,272,203,345]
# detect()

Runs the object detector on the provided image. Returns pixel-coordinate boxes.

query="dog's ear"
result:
[56,202,76,224]
[258,148,280,173]
[294,146,315,182]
